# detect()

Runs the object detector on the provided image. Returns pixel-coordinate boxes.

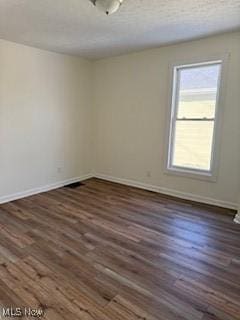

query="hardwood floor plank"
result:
[0,178,239,320]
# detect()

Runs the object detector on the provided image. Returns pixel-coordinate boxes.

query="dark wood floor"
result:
[0,178,239,320]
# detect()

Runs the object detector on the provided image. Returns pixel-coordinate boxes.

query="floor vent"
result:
[64,181,84,189]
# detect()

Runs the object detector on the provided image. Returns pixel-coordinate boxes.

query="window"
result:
[167,61,223,178]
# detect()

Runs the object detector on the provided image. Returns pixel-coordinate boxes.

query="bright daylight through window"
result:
[167,61,222,176]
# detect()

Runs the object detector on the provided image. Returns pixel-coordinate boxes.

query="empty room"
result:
[0,0,240,319]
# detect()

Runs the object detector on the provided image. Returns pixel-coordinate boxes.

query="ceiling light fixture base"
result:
[90,0,124,15]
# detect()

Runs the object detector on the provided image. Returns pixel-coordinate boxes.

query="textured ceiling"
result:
[0,0,240,59]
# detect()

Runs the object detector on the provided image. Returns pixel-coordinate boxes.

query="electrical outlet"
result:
[146,171,151,178]
[56,160,64,174]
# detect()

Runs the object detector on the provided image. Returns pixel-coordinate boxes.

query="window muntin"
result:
[168,62,222,174]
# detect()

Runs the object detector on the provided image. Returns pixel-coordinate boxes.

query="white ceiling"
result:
[0,0,240,59]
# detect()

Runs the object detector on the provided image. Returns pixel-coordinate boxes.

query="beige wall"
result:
[0,39,93,200]
[1,32,239,208]
[93,32,240,208]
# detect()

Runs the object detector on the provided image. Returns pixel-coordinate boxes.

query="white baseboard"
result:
[234,213,240,224]
[0,172,237,211]
[0,173,93,204]
[94,173,238,210]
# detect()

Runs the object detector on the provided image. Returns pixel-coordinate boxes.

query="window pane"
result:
[177,64,221,119]
[172,121,214,171]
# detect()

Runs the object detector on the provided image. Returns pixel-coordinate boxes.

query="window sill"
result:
[165,166,217,182]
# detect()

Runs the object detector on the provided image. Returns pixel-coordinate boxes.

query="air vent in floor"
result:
[64,181,84,189]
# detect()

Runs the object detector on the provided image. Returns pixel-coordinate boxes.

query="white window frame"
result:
[165,55,229,182]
